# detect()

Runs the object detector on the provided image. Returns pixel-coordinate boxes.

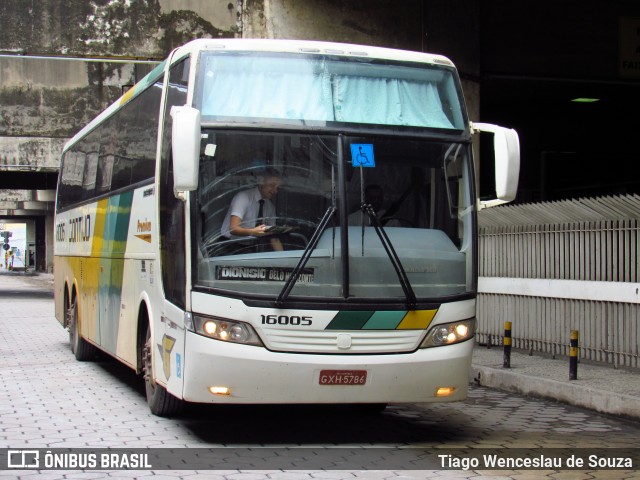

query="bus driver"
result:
[220,167,284,252]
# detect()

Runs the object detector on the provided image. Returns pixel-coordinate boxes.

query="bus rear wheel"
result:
[142,325,183,417]
[67,299,97,361]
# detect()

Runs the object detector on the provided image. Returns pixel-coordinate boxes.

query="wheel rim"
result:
[142,329,157,394]
[68,302,78,353]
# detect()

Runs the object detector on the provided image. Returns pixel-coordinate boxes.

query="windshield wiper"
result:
[363,203,417,308]
[276,206,336,306]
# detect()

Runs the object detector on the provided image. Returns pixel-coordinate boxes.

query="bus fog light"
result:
[420,318,476,348]
[209,386,231,396]
[193,315,264,346]
[436,387,456,397]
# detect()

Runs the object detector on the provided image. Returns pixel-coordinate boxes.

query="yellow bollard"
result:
[569,330,579,380]
[503,321,512,368]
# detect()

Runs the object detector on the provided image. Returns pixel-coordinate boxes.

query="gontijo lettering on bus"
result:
[55,215,91,243]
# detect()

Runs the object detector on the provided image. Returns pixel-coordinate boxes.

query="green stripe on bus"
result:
[325,311,373,330]
[362,310,407,330]
[325,309,439,330]
[97,190,134,355]
[102,191,134,257]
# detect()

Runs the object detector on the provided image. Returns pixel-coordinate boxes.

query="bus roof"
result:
[173,38,455,68]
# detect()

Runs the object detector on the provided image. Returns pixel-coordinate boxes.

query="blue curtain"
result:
[201,55,462,129]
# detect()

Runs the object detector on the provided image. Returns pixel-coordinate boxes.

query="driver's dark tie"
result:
[256,199,264,226]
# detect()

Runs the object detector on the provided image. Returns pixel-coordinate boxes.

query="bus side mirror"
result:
[473,122,520,209]
[170,105,200,196]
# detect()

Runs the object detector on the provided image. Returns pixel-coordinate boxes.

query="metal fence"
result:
[477,194,640,369]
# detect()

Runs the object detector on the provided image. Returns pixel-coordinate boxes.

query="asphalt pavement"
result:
[2,267,639,421]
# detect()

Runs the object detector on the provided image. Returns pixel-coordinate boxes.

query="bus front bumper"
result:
[181,331,473,404]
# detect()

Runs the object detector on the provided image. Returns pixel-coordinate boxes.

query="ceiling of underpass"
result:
[1,172,58,191]
[474,0,640,203]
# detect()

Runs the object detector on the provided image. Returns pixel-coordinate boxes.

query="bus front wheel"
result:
[142,325,183,417]
[67,299,97,361]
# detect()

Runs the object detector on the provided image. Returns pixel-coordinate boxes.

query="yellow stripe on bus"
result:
[396,309,437,330]
[120,86,136,106]
[91,199,108,256]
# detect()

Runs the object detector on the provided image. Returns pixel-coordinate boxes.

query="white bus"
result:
[54,39,519,416]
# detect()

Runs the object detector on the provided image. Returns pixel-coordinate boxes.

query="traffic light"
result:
[1,231,12,252]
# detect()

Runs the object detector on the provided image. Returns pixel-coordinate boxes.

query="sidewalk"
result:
[472,344,640,421]
[0,266,54,288]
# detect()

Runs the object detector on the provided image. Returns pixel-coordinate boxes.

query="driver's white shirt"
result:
[220,187,276,239]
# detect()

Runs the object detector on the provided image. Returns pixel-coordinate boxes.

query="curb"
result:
[472,364,640,421]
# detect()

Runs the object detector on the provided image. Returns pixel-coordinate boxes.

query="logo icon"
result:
[8,450,40,469]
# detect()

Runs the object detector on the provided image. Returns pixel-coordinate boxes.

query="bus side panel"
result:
[53,206,102,346]
[53,255,66,326]
[55,192,146,365]
[80,256,102,345]
[83,193,130,357]
[157,299,187,399]
[114,257,139,368]
[98,257,124,355]
[114,185,164,370]
[52,257,101,346]
[54,212,70,326]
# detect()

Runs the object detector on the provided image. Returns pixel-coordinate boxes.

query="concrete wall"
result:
[243,0,423,49]
[0,0,238,57]
[240,0,480,120]
[0,0,242,160]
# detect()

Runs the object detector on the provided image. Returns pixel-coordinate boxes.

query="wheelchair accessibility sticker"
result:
[350,144,375,167]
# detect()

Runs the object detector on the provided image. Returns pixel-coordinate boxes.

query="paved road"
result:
[0,272,639,479]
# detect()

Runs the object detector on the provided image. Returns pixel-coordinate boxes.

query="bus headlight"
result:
[420,318,476,348]
[192,315,264,347]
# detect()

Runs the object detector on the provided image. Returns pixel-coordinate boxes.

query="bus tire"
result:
[67,299,97,361]
[142,324,183,417]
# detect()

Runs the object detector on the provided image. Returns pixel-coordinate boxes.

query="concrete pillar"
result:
[36,190,56,202]
[45,213,54,273]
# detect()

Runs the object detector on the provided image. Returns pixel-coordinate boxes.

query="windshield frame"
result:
[189,126,477,309]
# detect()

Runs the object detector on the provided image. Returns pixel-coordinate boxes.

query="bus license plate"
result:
[319,370,367,385]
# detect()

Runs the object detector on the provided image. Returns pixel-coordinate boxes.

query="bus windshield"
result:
[197,52,466,131]
[193,131,475,303]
